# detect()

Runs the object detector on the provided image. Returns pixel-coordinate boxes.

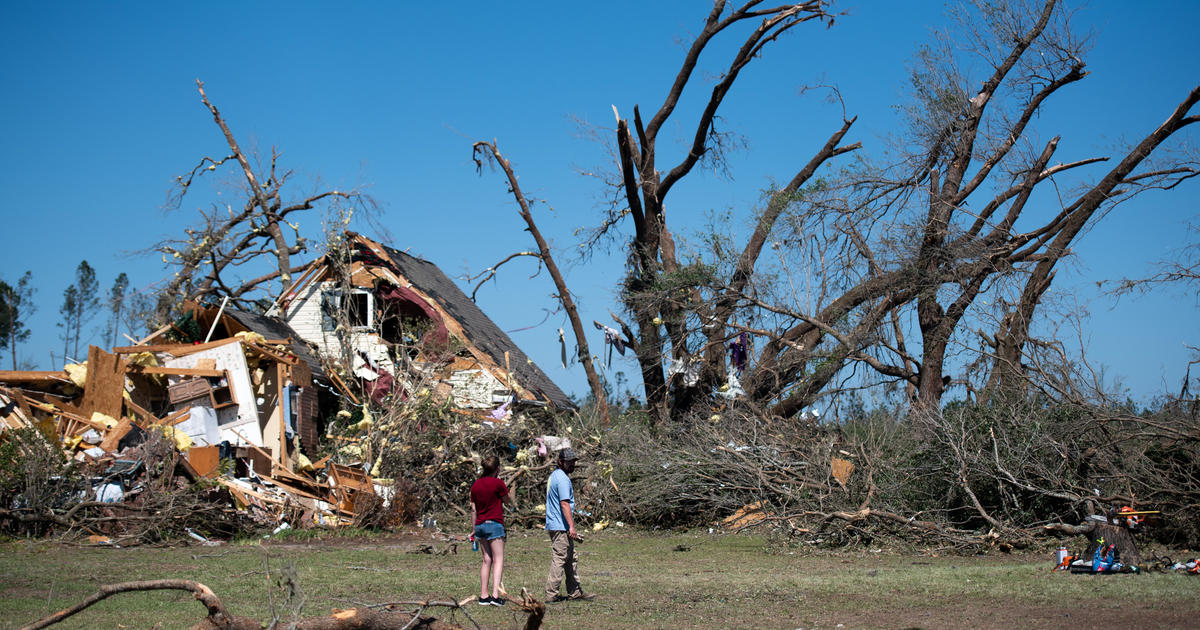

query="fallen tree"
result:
[20,581,545,630]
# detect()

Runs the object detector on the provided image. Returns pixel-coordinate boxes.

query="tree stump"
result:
[1084,516,1141,566]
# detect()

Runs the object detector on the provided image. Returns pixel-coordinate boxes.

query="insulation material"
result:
[831,456,855,488]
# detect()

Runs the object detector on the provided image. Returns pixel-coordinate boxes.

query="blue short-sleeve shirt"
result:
[544,468,574,531]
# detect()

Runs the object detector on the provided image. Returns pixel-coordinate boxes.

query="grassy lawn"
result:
[2,529,1199,629]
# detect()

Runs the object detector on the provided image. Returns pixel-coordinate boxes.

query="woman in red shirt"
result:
[470,455,513,606]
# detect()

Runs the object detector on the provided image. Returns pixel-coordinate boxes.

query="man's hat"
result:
[558,448,578,461]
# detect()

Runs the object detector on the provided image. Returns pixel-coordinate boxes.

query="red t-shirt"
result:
[471,476,508,525]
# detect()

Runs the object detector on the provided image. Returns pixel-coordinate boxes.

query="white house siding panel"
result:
[285,281,398,377]
[283,281,331,352]
[446,369,503,409]
[163,341,262,446]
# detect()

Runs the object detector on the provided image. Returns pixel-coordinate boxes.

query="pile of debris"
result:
[0,232,592,543]
[0,334,397,542]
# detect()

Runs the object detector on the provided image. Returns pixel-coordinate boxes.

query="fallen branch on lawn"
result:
[19,580,545,630]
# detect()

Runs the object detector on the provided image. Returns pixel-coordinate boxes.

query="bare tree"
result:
[154,80,373,317]
[606,0,844,421]
[574,0,1198,423]
[472,141,609,422]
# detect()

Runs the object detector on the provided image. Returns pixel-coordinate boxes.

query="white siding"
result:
[447,369,504,409]
[284,281,397,376]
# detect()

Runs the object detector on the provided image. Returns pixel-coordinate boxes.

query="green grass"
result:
[2,530,1199,629]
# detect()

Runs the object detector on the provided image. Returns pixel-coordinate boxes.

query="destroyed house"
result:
[269,232,575,414]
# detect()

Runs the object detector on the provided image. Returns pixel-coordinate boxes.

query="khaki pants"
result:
[545,530,581,598]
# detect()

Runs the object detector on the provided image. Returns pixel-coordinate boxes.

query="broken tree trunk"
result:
[19,580,544,630]
[1086,516,1142,566]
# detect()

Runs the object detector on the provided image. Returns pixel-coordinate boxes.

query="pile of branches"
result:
[0,428,248,545]
[327,385,596,527]
[598,395,1200,549]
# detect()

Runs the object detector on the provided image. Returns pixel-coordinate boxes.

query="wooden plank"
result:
[0,371,71,384]
[188,445,221,477]
[133,322,173,346]
[77,346,127,421]
[273,257,327,313]
[162,407,192,427]
[261,475,325,501]
[0,391,31,428]
[23,400,109,436]
[277,363,288,472]
[222,481,253,509]
[328,370,360,405]
[111,337,239,356]
[98,417,133,452]
[3,388,36,424]
[122,398,160,427]
[217,479,287,506]
[126,366,225,377]
[244,341,297,365]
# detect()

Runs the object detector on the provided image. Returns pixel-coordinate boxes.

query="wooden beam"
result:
[122,398,161,427]
[126,366,226,378]
[0,371,71,384]
[244,341,297,365]
[98,417,133,452]
[111,337,239,356]
[76,346,127,422]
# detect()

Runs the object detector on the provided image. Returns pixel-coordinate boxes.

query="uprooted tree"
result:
[481,0,1197,424]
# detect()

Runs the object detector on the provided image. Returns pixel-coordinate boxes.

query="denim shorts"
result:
[474,520,506,541]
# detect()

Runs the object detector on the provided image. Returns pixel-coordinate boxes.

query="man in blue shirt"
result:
[545,448,593,601]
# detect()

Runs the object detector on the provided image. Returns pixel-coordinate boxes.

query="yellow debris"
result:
[234,331,267,344]
[721,501,767,529]
[154,425,193,451]
[64,363,87,388]
[831,456,855,488]
[90,412,119,431]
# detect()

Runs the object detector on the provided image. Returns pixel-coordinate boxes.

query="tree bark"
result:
[473,141,609,422]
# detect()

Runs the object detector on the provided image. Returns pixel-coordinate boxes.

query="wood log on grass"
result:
[19,580,545,630]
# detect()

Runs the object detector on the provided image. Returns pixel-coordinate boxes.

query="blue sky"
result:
[1,1,1196,406]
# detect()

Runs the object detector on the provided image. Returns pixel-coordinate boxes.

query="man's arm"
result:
[561,499,577,539]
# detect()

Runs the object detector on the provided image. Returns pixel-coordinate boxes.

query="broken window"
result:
[321,289,374,331]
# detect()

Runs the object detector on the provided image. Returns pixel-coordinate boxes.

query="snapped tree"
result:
[154,80,373,319]
[507,0,1197,422]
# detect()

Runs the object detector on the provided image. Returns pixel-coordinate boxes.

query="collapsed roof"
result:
[270,232,575,411]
